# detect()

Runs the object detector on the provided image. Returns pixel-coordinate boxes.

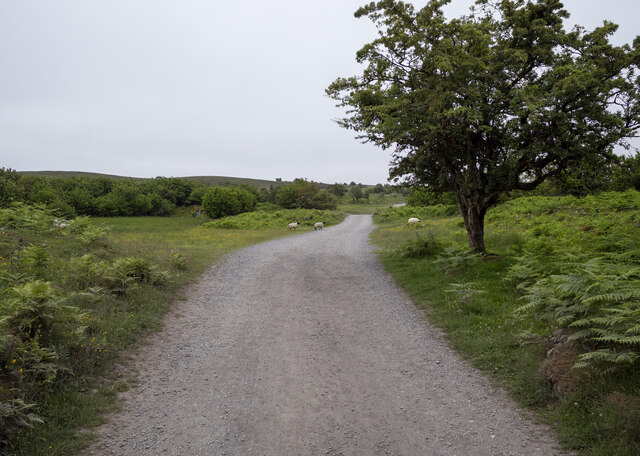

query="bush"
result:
[202,186,257,219]
[516,256,640,373]
[407,187,455,206]
[396,233,443,258]
[275,179,337,209]
[0,203,55,230]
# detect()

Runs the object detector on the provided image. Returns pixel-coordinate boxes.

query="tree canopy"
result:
[327,0,640,252]
[275,179,337,209]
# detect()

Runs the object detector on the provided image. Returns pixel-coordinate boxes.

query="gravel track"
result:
[89,215,569,456]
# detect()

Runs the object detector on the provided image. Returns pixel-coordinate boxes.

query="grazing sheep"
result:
[288,222,300,230]
[408,217,421,224]
[314,221,325,231]
[53,218,70,229]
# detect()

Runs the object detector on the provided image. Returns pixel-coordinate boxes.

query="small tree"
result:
[202,186,240,219]
[328,0,640,253]
[328,182,348,198]
[275,179,337,209]
[350,185,364,202]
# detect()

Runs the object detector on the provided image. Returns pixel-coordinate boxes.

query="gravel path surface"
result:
[89,215,569,456]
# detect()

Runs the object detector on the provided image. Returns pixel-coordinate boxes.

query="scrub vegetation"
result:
[0,203,298,455]
[371,189,640,455]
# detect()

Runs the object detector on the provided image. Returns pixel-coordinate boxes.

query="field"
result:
[371,190,640,455]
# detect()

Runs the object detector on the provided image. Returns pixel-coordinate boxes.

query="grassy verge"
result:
[370,191,640,456]
[93,216,294,281]
[338,194,406,214]
[1,208,319,455]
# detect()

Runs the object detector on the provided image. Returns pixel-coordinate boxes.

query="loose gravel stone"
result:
[88,215,572,455]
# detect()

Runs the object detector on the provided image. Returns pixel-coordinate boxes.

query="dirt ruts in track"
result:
[89,215,569,456]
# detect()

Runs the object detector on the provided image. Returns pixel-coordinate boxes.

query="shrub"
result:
[516,256,640,373]
[67,254,108,289]
[275,179,337,209]
[407,188,455,206]
[170,253,187,271]
[0,203,55,230]
[202,186,256,219]
[434,247,483,273]
[106,257,154,293]
[396,233,443,258]
[0,398,43,447]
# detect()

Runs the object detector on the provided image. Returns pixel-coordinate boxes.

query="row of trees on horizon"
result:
[0,169,409,218]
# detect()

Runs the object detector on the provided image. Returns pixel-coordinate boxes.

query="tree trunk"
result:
[456,196,487,254]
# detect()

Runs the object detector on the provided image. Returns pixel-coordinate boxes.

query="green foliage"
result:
[373,204,457,223]
[395,232,443,258]
[349,185,364,202]
[275,179,337,210]
[328,0,640,252]
[0,398,43,446]
[406,188,455,207]
[516,257,640,372]
[0,203,56,230]
[0,204,183,451]
[67,255,108,290]
[434,247,483,274]
[0,171,208,217]
[105,257,161,294]
[328,183,347,198]
[372,190,640,454]
[1,281,84,347]
[169,253,187,271]
[203,208,344,230]
[0,168,25,205]
[202,185,257,219]
[444,282,486,300]
[21,245,49,271]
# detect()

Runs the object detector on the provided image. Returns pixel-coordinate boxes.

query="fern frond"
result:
[567,329,594,340]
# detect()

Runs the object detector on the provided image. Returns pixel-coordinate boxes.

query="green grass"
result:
[370,191,640,456]
[1,210,300,455]
[93,216,294,280]
[201,208,344,230]
[338,193,406,214]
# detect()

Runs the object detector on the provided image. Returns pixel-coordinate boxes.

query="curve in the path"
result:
[90,215,568,456]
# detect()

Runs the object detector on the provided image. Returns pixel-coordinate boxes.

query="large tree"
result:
[327,0,640,253]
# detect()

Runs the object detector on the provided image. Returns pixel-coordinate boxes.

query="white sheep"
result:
[288,221,300,230]
[408,217,421,224]
[53,218,70,229]
[314,221,325,231]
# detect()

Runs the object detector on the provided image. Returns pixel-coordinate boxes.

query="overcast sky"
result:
[1,1,638,184]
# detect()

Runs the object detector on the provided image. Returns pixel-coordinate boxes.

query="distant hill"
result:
[18,171,288,188]
[19,170,145,181]
[182,175,285,188]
